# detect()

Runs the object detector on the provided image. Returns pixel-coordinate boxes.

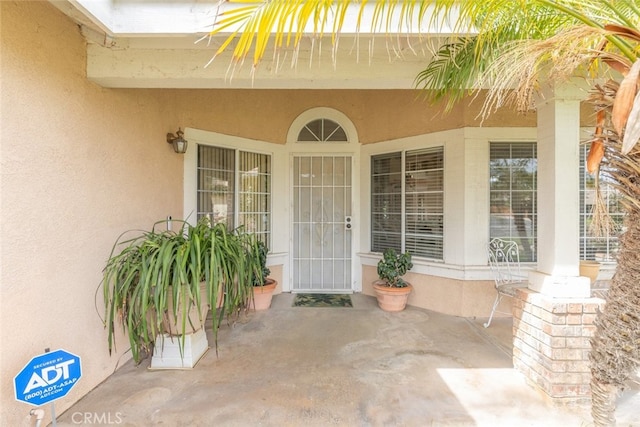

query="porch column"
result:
[528,83,590,298]
[513,83,599,404]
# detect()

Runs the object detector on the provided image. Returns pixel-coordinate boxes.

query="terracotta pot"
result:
[251,278,277,311]
[373,281,413,312]
[579,261,601,285]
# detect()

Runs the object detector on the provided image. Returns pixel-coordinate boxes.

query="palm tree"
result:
[205,1,640,425]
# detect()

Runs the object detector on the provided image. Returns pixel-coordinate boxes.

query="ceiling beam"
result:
[87,36,437,89]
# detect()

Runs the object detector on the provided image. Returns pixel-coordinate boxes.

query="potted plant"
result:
[101,217,252,368]
[245,236,277,310]
[579,260,601,285]
[373,248,414,312]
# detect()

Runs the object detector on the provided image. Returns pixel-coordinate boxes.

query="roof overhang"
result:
[50,0,462,89]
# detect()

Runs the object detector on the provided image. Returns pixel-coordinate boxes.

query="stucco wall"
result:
[1,3,183,425]
[159,88,537,145]
[361,265,511,318]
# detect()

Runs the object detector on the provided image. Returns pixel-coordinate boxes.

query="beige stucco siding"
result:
[1,3,182,425]
[160,88,537,145]
[362,266,510,318]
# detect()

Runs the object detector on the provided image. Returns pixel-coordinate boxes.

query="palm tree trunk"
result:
[589,209,640,426]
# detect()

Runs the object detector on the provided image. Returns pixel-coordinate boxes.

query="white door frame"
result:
[290,153,354,292]
[286,108,361,293]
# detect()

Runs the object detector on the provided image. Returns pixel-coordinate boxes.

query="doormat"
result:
[292,293,353,308]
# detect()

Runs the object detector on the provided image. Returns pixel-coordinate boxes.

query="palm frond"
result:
[470,25,625,118]
[413,37,482,110]
[203,0,640,84]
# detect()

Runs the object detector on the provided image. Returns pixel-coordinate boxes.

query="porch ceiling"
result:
[51,0,453,89]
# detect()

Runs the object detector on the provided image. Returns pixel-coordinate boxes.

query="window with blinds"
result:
[579,144,622,262]
[489,142,537,262]
[371,152,402,251]
[239,151,272,243]
[405,148,444,259]
[371,147,444,260]
[197,145,271,246]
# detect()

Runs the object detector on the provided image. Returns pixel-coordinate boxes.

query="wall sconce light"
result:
[167,128,188,154]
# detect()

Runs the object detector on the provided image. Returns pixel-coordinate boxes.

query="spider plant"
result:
[101,217,253,364]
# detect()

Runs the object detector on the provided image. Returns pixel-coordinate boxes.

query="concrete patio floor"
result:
[57,293,639,426]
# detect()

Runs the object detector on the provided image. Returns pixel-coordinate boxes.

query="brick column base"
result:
[512,288,605,405]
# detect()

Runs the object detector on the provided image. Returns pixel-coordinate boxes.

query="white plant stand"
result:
[149,328,209,369]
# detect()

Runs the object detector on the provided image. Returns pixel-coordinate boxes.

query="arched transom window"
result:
[297,119,348,142]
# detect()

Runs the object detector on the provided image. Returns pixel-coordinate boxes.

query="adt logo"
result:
[14,349,82,406]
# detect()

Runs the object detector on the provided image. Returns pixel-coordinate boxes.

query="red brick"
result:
[537,307,567,324]
[512,299,524,310]
[517,320,532,333]
[566,337,591,349]
[550,336,566,348]
[531,359,546,376]
[540,366,555,381]
[552,348,585,360]
[554,372,590,384]
[512,309,523,320]
[565,360,590,373]
[567,314,583,325]
[513,339,536,359]
[550,384,590,397]
[520,311,544,329]
[583,302,603,314]
[539,342,554,358]
[522,333,549,355]
[532,372,551,390]
[567,303,584,314]
[547,360,568,373]
[545,325,583,337]
[551,303,568,314]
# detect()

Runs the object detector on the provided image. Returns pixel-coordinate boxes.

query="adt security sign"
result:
[14,349,82,406]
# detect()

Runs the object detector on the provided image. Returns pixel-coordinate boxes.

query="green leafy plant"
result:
[101,217,253,364]
[376,248,413,288]
[247,238,271,287]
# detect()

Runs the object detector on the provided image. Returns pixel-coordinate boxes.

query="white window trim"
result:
[183,127,291,286]
[488,140,538,263]
[361,127,538,281]
[287,107,358,149]
[370,147,445,260]
[183,128,278,224]
[361,131,450,262]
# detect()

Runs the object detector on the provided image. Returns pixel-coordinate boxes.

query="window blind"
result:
[489,142,537,262]
[579,144,622,262]
[405,148,444,259]
[371,147,444,260]
[198,145,272,247]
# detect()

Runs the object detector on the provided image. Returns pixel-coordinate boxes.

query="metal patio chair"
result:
[484,238,528,328]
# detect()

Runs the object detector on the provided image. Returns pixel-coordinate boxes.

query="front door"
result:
[292,155,352,292]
